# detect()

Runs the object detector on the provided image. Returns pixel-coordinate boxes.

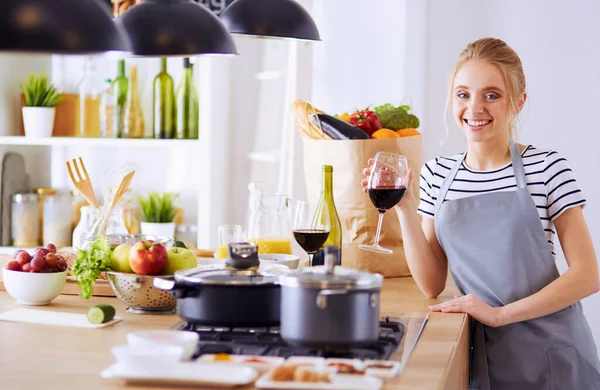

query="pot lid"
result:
[175,265,279,286]
[279,266,383,290]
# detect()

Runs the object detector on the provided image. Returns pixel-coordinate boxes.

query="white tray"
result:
[0,308,122,329]
[101,361,258,387]
[255,372,382,390]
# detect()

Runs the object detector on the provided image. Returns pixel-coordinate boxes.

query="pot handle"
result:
[153,276,201,299]
[316,289,348,310]
[153,276,176,291]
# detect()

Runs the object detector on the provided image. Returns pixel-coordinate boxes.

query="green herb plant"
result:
[21,74,62,107]
[138,192,178,223]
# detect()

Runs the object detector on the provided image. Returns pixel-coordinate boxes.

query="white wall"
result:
[309,0,600,353]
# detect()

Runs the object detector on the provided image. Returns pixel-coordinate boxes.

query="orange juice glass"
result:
[217,224,242,259]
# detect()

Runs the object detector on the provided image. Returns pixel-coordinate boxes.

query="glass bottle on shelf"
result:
[175,58,199,140]
[100,78,114,138]
[123,63,144,138]
[153,57,175,139]
[76,57,102,138]
[113,59,128,138]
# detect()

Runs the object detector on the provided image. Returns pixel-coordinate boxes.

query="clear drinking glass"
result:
[217,224,243,259]
[292,201,330,267]
[359,152,409,254]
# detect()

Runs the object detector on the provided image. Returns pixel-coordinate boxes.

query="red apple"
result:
[129,240,167,275]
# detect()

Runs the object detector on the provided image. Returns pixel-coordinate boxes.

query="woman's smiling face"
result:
[452,60,516,143]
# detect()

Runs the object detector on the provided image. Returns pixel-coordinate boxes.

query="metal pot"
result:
[154,243,281,327]
[279,249,383,348]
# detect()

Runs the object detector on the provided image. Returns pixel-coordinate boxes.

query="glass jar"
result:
[11,193,40,247]
[43,192,73,247]
[72,206,129,249]
[35,187,57,245]
[76,57,102,138]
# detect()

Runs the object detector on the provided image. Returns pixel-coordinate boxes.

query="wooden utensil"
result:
[66,157,98,208]
[95,170,135,235]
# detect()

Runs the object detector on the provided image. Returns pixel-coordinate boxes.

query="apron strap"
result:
[509,139,527,189]
[434,153,466,217]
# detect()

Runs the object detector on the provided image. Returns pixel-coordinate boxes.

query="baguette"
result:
[291,99,331,140]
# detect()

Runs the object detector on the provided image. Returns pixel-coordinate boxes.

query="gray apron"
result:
[434,141,600,390]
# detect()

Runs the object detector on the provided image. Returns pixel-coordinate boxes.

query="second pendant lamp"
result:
[220,0,321,41]
[116,0,238,56]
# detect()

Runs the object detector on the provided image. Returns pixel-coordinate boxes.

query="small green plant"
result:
[138,192,178,223]
[21,73,62,107]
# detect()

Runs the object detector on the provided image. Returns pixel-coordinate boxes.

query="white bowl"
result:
[127,330,199,361]
[2,268,66,305]
[259,254,300,269]
[111,344,185,367]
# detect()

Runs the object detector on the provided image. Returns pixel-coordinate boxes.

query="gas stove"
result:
[174,317,404,361]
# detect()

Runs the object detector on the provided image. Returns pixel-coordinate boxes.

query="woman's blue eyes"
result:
[456,93,499,100]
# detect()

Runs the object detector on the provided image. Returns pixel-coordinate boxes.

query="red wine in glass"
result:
[359,152,409,254]
[368,187,407,212]
[293,229,330,254]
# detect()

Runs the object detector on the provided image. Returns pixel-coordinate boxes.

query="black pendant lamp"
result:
[0,0,130,54]
[220,0,320,41]
[116,0,238,56]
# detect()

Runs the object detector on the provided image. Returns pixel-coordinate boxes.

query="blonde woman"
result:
[363,38,600,389]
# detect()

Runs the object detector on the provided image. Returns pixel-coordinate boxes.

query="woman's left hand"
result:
[428,294,506,328]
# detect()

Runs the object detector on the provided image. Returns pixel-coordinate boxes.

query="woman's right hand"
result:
[361,158,416,211]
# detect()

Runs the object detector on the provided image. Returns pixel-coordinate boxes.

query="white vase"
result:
[140,222,176,239]
[22,107,55,138]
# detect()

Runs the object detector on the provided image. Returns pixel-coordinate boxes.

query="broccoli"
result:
[373,104,420,130]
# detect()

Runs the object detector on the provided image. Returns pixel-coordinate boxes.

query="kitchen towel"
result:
[0,308,122,328]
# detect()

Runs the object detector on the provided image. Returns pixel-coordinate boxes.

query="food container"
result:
[35,187,57,244]
[11,193,40,247]
[43,192,73,247]
[154,242,281,327]
[279,249,383,348]
[127,330,199,361]
[73,206,129,249]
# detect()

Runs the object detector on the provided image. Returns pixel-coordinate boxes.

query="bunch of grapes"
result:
[4,243,68,273]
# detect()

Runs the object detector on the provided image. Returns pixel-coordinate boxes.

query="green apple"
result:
[165,247,197,275]
[111,243,133,273]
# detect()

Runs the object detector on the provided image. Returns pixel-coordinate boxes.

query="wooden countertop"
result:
[0,277,468,390]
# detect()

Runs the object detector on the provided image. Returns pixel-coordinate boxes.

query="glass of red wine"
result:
[292,200,330,267]
[359,152,409,254]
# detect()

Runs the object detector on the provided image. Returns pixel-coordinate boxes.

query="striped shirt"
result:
[417,145,586,257]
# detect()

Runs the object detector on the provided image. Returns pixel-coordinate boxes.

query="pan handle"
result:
[153,276,201,299]
[316,289,348,310]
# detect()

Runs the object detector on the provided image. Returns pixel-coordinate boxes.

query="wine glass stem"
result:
[308,253,314,267]
[373,212,385,247]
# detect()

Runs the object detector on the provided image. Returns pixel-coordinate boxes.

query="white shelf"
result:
[0,136,200,148]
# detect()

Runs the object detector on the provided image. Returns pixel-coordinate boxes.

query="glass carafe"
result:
[246,181,292,254]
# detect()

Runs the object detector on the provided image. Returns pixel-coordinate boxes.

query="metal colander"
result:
[106,271,176,314]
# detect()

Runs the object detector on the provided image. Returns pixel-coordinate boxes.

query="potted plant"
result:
[138,192,178,239]
[21,74,62,138]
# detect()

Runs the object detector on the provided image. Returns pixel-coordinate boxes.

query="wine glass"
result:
[292,201,330,267]
[359,152,409,254]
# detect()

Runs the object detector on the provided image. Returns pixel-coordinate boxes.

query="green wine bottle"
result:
[112,59,128,138]
[153,58,175,139]
[175,58,199,140]
[312,165,343,266]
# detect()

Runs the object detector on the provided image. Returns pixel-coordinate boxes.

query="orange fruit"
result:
[396,128,421,137]
[371,129,400,139]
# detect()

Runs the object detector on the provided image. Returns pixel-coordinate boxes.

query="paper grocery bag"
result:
[303,137,424,277]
